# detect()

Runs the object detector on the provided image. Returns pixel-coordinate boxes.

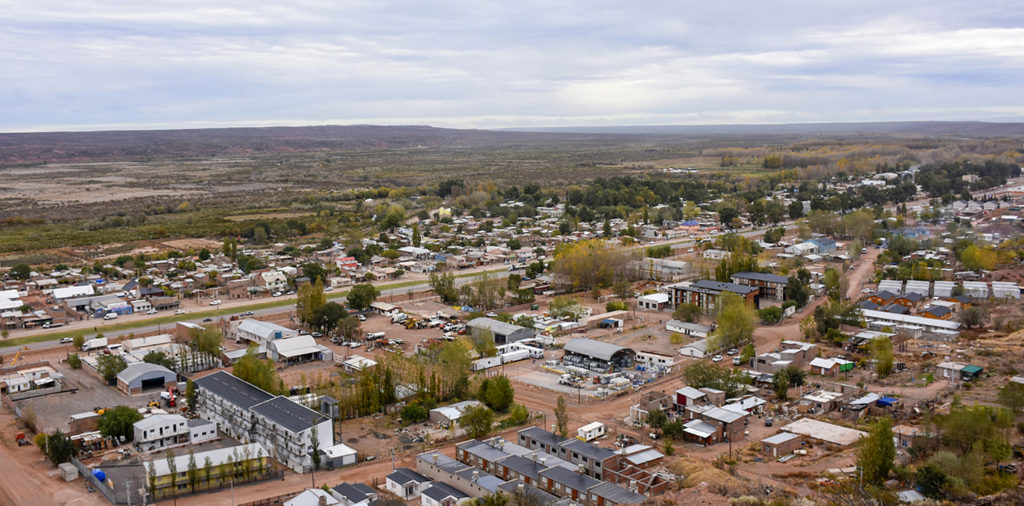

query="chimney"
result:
[539,457,546,466]
[472,470,479,481]
[530,452,537,461]
[517,482,525,492]
[629,480,638,493]
[433,453,439,464]
[318,496,327,506]
[577,463,585,474]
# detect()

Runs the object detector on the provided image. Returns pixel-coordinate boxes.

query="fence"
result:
[70,456,121,504]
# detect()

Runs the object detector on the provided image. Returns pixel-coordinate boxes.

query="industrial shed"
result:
[563,338,635,372]
[467,317,535,344]
[117,363,177,394]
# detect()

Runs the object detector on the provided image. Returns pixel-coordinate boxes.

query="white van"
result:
[103,312,119,320]
[106,344,123,353]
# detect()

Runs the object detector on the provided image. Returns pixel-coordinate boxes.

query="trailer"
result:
[82,337,109,351]
[577,422,606,442]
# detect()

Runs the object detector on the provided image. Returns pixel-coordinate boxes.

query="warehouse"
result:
[116,363,177,394]
[562,338,635,372]
[467,317,535,344]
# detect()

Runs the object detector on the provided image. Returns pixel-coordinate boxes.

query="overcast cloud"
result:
[3,0,1024,131]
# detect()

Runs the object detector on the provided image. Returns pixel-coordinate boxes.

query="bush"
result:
[400,403,429,426]
[34,432,47,448]
[605,301,629,312]
[67,354,81,369]
[758,306,783,324]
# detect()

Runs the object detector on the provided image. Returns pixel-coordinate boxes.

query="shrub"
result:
[605,301,629,312]
[67,354,82,369]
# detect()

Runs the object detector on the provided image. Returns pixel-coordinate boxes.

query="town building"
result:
[133,414,188,452]
[385,467,431,500]
[236,319,299,345]
[192,371,332,472]
[667,280,758,312]
[729,272,790,302]
[760,432,802,458]
[665,320,712,338]
[142,443,271,500]
[467,317,536,344]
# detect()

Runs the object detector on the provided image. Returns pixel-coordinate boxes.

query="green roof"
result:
[961,365,983,374]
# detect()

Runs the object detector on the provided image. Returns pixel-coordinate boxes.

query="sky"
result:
[3,0,1024,132]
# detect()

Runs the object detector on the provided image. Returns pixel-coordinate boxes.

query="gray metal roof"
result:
[194,371,274,410]
[563,338,633,362]
[251,396,328,434]
[332,483,375,503]
[691,279,759,295]
[467,317,526,336]
[519,426,569,449]
[539,465,602,492]
[455,467,505,492]
[386,467,428,486]
[559,438,616,461]
[460,439,512,463]
[731,271,790,284]
[117,362,175,385]
[496,481,559,504]
[590,481,648,504]
[421,482,469,502]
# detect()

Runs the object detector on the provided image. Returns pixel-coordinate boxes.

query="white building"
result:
[188,418,218,445]
[134,414,188,452]
[260,270,289,292]
[267,335,332,364]
[193,371,333,472]
[237,319,299,345]
[666,320,712,338]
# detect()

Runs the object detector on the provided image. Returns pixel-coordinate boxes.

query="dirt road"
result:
[752,248,880,352]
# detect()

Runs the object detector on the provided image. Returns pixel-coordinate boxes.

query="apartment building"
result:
[193,371,332,472]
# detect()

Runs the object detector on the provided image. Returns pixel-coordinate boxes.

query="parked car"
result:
[311,332,322,338]
[324,286,333,291]
[272,291,282,297]
[357,314,366,321]
[209,299,222,306]
[712,354,723,362]
[726,348,739,355]
[732,357,742,366]
[174,309,186,315]
[202,317,213,322]
[286,290,295,295]
[103,312,119,320]
[146,309,158,314]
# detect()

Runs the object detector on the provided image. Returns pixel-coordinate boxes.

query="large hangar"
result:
[117,363,177,394]
[563,338,635,373]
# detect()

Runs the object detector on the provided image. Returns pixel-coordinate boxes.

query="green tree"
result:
[412,224,421,247]
[672,303,701,323]
[758,306,783,324]
[310,417,322,471]
[647,410,667,430]
[198,248,211,261]
[44,429,76,465]
[772,371,790,400]
[9,263,31,280]
[166,449,178,499]
[98,405,143,442]
[301,262,328,284]
[311,302,348,334]
[871,336,894,378]
[555,395,569,437]
[506,403,530,426]
[429,272,459,304]
[551,239,632,291]
[143,350,176,369]
[709,292,756,351]
[187,450,199,493]
[185,379,197,411]
[67,353,82,369]
[739,343,756,364]
[682,362,747,398]
[823,267,842,301]
[346,283,381,311]
[857,417,895,485]
[788,200,804,220]
[460,404,495,439]
[915,462,951,500]
[96,354,128,383]
[478,376,515,413]
[998,381,1024,413]
[400,403,429,425]
[784,277,811,307]
[960,306,985,329]
[233,347,283,394]
[190,326,223,356]
[296,278,327,325]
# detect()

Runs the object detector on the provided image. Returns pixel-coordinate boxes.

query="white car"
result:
[209,299,222,306]
[146,309,158,314]
[712,354,723,362]
[272,292,282,297]
[174,310,186,315]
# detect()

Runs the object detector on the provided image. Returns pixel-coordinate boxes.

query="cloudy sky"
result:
[3,0,1024,132]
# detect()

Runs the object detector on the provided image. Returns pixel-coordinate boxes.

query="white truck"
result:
[82,337,109,351]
